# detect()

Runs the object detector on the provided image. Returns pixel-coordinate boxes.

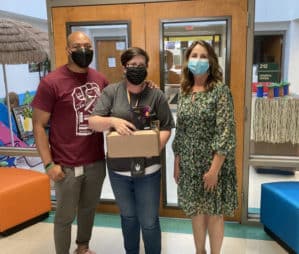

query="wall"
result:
[255,0,299,22]
[0,65,40,99]
[288,19,299,95]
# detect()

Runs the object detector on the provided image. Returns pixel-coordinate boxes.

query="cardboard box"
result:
[106,130,160,158]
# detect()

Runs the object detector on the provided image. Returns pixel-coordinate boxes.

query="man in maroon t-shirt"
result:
[32,31,108,254]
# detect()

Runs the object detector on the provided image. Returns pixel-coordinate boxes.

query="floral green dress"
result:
[172,83,238,217]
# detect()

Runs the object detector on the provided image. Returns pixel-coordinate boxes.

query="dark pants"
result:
[108,169,161,254]
[54,160,106,254]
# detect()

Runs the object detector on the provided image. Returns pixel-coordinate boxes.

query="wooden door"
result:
[96,39,125,84]
[144,0,247,221]
[51,0,248,221]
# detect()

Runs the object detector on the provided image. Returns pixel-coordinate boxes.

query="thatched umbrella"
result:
[0,18,49,146]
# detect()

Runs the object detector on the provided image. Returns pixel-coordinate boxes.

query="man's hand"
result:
[144,80,159,89]
[47,164,65,182]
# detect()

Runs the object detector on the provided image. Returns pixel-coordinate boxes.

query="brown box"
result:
[106,130,160,158]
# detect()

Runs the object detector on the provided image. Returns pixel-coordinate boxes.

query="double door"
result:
[50,0,248,222]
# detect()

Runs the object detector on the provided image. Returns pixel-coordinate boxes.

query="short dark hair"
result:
[120,47,149,67]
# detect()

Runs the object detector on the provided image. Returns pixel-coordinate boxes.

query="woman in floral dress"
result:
[172,40,238,254]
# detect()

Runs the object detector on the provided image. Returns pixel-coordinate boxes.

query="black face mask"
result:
[71,48,93,68]
[126,66,147,85]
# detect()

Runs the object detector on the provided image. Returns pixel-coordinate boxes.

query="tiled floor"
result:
[0,213,287,254]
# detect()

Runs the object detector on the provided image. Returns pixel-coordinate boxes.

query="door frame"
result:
[47,0,255,223]
[94,36,127,72]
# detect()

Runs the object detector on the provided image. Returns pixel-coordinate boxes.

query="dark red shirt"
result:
[32,65,108,166]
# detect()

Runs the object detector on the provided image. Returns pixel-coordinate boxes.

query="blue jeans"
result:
[108,169,161,254]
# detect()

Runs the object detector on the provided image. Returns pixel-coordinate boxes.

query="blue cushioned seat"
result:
[261,181,299,254]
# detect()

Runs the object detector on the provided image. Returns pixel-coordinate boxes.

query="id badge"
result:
[74,166,84,177]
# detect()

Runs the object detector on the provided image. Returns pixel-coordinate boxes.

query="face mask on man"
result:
[71,48,93,68]
[188,59,209,76]
[126,66,148,85]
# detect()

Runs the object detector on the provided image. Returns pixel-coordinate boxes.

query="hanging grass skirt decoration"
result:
[253,97,299,144]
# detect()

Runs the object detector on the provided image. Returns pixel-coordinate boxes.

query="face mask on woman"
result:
[188,59,209,76]
[71,48,93,68]
[126,66,148,85]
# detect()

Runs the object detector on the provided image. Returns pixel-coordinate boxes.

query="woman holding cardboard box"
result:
[89,47,174,254]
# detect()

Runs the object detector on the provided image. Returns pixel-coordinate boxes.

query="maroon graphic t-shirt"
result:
[32,65,108,166]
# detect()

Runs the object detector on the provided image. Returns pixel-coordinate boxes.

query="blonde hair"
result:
[5,92,19,109]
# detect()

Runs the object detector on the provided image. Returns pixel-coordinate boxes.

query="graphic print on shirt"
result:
[72,82,101,136]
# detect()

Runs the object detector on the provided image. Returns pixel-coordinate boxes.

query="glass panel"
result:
[69,23,130,201]
[70,23,129,84]
[0,63,46,177]
[248,165,299,218]
[0,62,49,150]
[250,33,299,157]
[248,31,299,220]
[161,18,230,206]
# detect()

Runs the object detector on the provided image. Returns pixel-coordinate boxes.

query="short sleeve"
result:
[92,85,115,116]
[31,78,57,113]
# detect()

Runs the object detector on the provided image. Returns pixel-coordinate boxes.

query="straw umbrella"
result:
[0,18,49,146]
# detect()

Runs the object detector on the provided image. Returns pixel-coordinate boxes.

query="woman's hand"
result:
[203,153,224,191]
[111,117,136,135]
[203,170,218,191]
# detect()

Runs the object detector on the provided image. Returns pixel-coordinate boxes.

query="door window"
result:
[160,18,231,207]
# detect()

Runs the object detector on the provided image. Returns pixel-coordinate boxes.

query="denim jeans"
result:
[108,169,161,254]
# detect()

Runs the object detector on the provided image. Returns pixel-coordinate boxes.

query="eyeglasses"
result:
[126,63,146,68]
[70,43,92,51]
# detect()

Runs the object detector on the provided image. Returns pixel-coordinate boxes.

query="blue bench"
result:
[261,181,299,254]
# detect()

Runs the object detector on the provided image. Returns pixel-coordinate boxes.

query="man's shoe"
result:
[73,244,96,254]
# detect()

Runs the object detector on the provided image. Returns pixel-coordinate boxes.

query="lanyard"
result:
[127,89,139,108]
